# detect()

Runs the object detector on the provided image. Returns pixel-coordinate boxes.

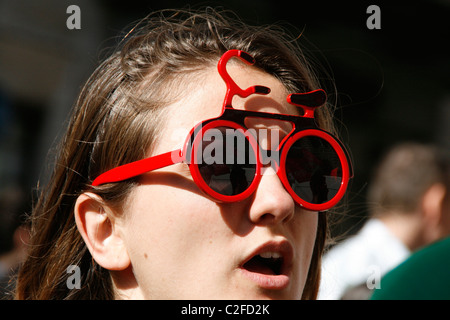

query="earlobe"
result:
[74,193,131,271]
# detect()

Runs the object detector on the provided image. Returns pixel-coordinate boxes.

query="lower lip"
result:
[239,268,290,290]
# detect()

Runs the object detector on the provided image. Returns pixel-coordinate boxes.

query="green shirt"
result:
[371,236,450,300]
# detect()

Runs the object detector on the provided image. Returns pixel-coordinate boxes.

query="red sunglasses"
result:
[92,50,353,211]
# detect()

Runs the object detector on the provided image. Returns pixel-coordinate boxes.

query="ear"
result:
[74,193,131,271]
[421,183,446,228]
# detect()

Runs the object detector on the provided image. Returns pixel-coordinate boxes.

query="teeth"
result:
[259,251,282,259]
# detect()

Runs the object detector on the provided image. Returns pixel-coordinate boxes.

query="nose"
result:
[248,166,295,226]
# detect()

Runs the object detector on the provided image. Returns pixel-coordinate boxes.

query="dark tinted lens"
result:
[285,136,342,204]
[197,127,257,196]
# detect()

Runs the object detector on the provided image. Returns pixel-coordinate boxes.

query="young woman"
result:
[15,9,351,300]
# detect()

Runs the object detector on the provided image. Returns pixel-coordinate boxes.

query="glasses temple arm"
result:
[92,149,183,186]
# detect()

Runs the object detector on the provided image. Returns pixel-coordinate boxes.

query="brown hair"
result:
[15,8,336,300]
[368,142,450,217]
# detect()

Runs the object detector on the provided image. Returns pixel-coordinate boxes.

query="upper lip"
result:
[240,240,294,275]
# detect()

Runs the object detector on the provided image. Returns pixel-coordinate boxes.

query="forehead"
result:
[227,62,294,112]
[153,64,299,153]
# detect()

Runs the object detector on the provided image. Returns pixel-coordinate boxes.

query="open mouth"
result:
[242,252,284,276]
[239,241,293,290]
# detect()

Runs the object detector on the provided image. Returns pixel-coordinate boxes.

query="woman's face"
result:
[116,63,318,299]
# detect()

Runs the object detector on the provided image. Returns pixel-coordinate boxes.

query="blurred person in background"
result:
[318,142,450,299]
[0,223,29,299]
[370,234,450,299]
[0,89,30,299]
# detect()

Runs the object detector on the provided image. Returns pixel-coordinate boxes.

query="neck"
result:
[377,212,425,251]
[111,266,145,300]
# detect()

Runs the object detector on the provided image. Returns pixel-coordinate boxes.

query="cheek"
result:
[290,210,319,291]
[123,183,214,254]
[119,183,232,297]
[292,209,318,251]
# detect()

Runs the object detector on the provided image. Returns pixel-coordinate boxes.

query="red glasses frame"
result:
[92,50,353,211]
